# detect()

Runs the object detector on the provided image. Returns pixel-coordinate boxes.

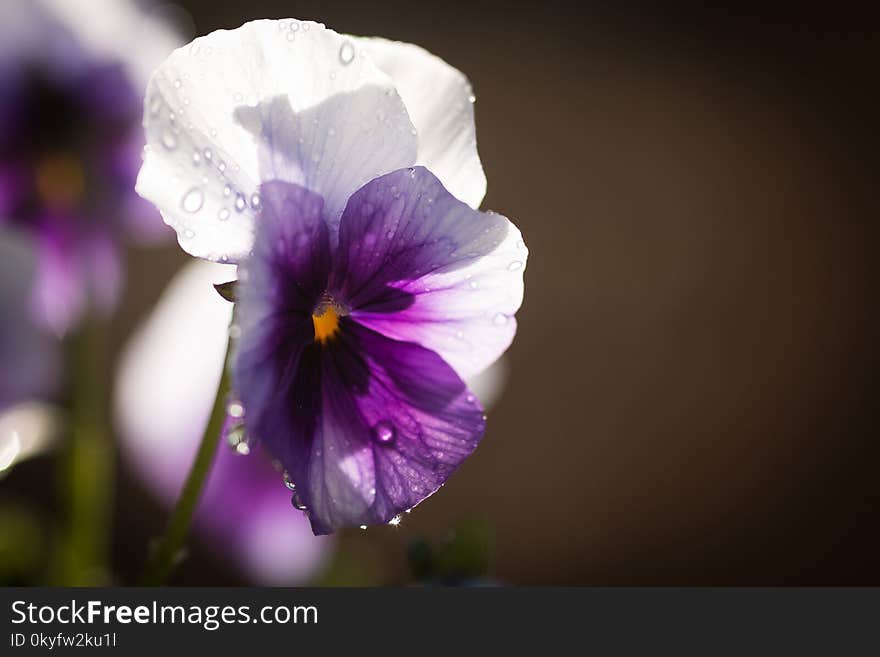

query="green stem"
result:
[141,348,230,586]
[56,315,113,586]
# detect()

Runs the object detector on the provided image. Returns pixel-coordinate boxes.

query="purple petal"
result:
[330,167,527,379]
[233,180,331,454]
[240,317,486,535]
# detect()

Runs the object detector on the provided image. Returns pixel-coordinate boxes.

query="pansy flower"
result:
[0,0,179,333]
[137,20,528,534]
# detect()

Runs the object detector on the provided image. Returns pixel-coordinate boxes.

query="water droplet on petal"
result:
[492,313,508,326]
[223,184,232,197]
[160,128,177,150]
[192,150,201,165]
[291,492,307,511]
[234,194,247,212]
[227,400,244,418]
[508,260,523,271]
[218,208,230,221]
[339,41,355,65]
[181,187,204,213]
[388,515,402,526]
[282,470,296,491]
[372,421,396,445]
[250,193,261,210]
[359,525,368,530]
[203,147,212,161]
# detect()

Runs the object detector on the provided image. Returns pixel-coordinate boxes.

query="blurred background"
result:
[1,1,877,585]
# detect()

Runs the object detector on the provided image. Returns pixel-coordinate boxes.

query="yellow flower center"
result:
[35,152,84,209]
[312,305,340,344]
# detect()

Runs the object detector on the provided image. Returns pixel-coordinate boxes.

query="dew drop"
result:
[223,184,232,197]
[286,31,296,42]
[234,193,247,212]
[227,400,244,418]
[492,312,508,326]
[291,492,307,511]
[282,470,296,491]
[181,187,204,213]
[372,421,396,445]
[149,95,162,116]
[235,442,250,455]
[203,147,213,161]
[339,41,355,65]
[218,208,230,221]
[250,193,262,210]
[160,128,177,150]
[388,515,402,527]
[192,150,201,165]
[359,525,368,530]
[508,260,523,271]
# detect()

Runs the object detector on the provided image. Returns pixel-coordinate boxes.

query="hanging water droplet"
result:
[359,525,368,530]
[227,400,244,418]
[181,187,204,213]
[492,312,508,326]
[235,442,250,455]
[372,421,396,445]
[234,193,247,212]
[226,424,248,451]
[339,41,355,65]
[291,492,307,511]
[282,470,296,491]
[507,260,523,271]
[388,515,402,527]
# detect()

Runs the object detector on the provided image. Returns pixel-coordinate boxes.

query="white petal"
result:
[114,260,235,496]
[356,37,487,208]
[136,20,417,262]
[463,357,509,411]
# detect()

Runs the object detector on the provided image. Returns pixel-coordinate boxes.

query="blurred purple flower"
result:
[0,0,180,334]
[135,20,527,534]
[0,236,60,410]
[0,235,62,472]
[115,262,333,584]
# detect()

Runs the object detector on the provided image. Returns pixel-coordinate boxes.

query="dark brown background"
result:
[6,1,879,584]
